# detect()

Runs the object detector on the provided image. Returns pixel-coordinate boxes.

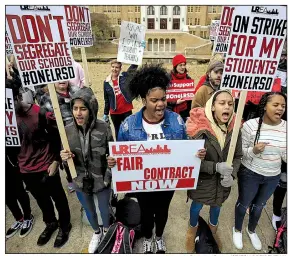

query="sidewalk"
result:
[5,170,281,253]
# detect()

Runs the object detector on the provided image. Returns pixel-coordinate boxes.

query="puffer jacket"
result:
[65,87,113,192]
[186,107,243,207]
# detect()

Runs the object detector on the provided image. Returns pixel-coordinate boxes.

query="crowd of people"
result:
[5,50,287,253]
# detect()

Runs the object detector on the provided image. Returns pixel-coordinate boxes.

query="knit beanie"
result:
[172,54,186,67]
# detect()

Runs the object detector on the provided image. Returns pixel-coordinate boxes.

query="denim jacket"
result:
[117,107,187,141]
[103,65,137,115]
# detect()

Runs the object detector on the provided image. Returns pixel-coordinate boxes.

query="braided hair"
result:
[254,92,287,145]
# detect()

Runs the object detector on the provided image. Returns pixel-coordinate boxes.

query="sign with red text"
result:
[117,21,146,65]
[166,79,195,102]
[6,31,13,55]
[6,6,75,87]
[6,89,20,147]
[221,6,287,92]
[109,140,204,193]
[210,20,220,41]
[64,6,93,47]
[213,6,234,54]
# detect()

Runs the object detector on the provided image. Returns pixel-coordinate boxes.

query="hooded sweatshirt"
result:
[186,90,243,206]
[65,87,113,192]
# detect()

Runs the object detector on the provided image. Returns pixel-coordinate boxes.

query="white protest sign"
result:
[6,5,75,87]
[210,20,220,41]
[6,89,20,147]
[6,31,13,55]
[64,5,93,47]
[117,21,146,65]
[109,140,204,194]
[213,6,234,55]
[220,5,287,92]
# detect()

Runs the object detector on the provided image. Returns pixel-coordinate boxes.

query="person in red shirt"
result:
[103,60,137,137]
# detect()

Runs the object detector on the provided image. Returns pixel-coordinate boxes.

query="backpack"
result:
[269,207,287,254]
[195,216,220,254]
[95,222,135,254]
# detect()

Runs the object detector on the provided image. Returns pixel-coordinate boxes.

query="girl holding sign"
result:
[107,64,206,253]
[233,92,286,251]
[186,90,243,253]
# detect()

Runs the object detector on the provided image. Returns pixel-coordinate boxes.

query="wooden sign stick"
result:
[226,90,248,165]
[48,83,77,178]
[81,47,91,86]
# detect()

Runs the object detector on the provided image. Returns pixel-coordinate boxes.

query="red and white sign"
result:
[109,140,204,193]
[166,79,195,102]
[210,20,220,41]
[6,89,20,147]
[64,6,93,47]
[6,6,75,87]
[213,6,234,54]
[6,31,13,55]
[221,6,287,92]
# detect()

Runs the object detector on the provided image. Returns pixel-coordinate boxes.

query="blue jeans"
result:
[76,187,111,231]
[235,166,280,232]
[190,200,221,227]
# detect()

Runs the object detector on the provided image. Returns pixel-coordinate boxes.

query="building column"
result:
[164,39,165,52]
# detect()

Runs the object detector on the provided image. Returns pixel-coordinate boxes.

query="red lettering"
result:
[6,111,13,125]
[6,15,26,44]
[144,168,150,179]
[220,6,234,26]
[22,15,39,43]
[53,16,65,41]
[36,15,53,42]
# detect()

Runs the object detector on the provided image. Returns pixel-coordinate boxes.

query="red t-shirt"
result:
[110,79,133,115]
[17,104,56,174]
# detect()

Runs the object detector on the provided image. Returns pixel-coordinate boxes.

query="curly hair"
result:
[127,64,170,100]
[254,92,287,145]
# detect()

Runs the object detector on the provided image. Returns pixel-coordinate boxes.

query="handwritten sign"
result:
[117,21,146,65]
[210,20,220,41]
[6,89,20,147]
[6,6,75,87]
[166,79,195,102]
[221,6,287,92]
[109,140,204,193]
[64,5,93,47]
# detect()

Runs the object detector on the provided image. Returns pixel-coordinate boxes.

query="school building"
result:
[89,5,223,56]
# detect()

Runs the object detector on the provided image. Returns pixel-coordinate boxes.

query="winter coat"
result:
[186,101,243,207]
[65,87,114,192]
[191,80,216,109]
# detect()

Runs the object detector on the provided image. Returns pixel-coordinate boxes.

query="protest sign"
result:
[210,20,220,41]
[166,79,195,102]
[213,6,234,54]
[6,89,20,147]
[6,5,75,87]
[109,140,204,193]
[220,5,287,92]
[117,21,146,65]
[6,31,13,55]
[64,5,93,47]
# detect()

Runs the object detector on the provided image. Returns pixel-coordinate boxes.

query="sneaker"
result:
[68,183,75,193]
[19,215,34,238]
[37,221,59,246]
[143,237,154,253]
[88,230,103,253]
[155,236,166,253]
[246,227,262,250]
[6,220,23,238]
[232,227,243,250]
[272,214,281,231]
[54,223,72,248]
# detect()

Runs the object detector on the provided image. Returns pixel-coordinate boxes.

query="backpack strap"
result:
[129,229,135,248]
[275,224,286,248]
[111,223,125,253]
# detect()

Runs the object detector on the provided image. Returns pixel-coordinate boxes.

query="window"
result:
[173,18,180,29]
[160,38,164,51]
[128,6,133,12]
[160,18,167,29]
[195,6,201,12]
[187,18,193,25]
[147,6,155,15]
[108,7,111,13]
[129,17,134,22]
[135,6,140,12]
[160,6,167,15]
[135,18,140,24]
[208,6,217,13]
[194,18,200,25]
[111,30,116,38]
[113,6,116,12]
[117,6,120,12]
[187,6,194,13]
[173,6,180,15]
[118,18,121,25]
[147,18,155,29]
[103,6,107,12]
[148,39,153,51]
[171,39,176,51]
